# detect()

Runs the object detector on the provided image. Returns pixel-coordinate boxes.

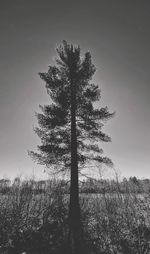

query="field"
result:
[0,180,150,254]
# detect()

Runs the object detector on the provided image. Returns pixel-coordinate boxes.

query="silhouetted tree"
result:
[29,41,114,253]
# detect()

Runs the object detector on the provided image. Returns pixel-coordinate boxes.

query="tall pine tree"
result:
[30,41,114,253]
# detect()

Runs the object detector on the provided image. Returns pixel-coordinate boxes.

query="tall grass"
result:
[0,180,68,254]
[0,178,150,253]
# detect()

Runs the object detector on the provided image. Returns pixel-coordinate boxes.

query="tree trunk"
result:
[68,78,83,253]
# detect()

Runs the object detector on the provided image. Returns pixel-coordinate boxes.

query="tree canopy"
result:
[29,41,114,176]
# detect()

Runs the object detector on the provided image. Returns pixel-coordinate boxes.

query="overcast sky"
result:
[0,0,150,179]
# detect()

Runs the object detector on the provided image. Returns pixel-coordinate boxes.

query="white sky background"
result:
[0,0,150,180]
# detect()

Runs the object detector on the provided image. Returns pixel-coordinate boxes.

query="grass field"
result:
[0,181,150,253]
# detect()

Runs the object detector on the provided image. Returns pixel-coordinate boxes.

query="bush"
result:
[0,181,69,254]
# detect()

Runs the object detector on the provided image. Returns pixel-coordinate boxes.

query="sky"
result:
[0,0,150,180]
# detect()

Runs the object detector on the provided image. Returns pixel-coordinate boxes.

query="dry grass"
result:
[0,179,150,253]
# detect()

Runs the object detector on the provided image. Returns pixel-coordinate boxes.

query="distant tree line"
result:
[0,176,150,194]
